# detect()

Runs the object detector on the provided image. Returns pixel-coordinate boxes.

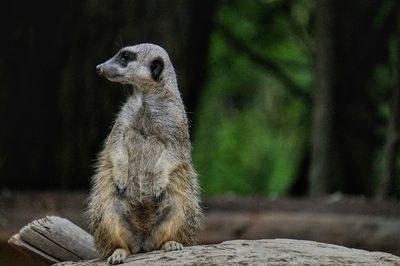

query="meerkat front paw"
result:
[162,241,183,251]
[107,248,129,265]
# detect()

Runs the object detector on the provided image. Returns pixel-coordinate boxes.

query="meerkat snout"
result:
[96,63,119,78]
[96,62,123,85]
[96,64,103,75]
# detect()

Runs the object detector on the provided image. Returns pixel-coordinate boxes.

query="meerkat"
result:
[87,43,203,265]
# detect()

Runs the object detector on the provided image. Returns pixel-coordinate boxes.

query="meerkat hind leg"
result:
[107,248,129,265]
[162,241,183,251]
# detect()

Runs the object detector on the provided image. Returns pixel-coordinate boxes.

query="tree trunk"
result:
[310,0,396,196]
[378,3,400,200]
[310,0,335,196]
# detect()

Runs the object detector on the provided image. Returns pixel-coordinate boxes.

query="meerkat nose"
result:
[96,64,103,75]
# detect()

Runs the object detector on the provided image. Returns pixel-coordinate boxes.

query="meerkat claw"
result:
[115,183,127,197]
[162,241,183,251]
[154,189,165,204]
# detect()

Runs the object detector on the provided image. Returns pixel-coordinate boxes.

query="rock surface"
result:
[55,239,400,266]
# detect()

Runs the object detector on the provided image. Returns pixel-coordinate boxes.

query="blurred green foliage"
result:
[193,0,313,196]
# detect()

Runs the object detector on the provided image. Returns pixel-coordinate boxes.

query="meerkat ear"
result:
[150,57,164,81]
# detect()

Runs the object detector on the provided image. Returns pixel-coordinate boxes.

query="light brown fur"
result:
[87,44,203,264]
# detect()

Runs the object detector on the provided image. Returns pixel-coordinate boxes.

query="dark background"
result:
[1,0,399,198]
[0,0,216,190]
[1,1,400,264]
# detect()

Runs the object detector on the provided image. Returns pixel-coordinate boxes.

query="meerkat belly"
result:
[128,200,158,231]
[125,130,165,201]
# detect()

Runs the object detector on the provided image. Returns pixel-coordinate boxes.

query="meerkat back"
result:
[86,43,203,265]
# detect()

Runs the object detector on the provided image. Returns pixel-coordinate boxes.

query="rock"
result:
[55,239,400,266]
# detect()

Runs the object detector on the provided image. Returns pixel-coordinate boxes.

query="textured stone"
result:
[55,239,400,266]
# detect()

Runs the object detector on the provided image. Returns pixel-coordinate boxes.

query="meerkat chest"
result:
[118,92,171,140]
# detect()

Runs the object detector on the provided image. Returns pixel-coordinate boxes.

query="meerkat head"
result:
[96,43,176,91]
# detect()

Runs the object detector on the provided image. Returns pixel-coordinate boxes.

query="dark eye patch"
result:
[117,51,136,67]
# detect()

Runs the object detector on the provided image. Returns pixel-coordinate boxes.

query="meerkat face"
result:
[96,43,167,88]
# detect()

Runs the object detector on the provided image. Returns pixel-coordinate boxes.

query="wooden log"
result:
[7,216,400,265]
[8,216,98,264]
[8,233,58,265]
[55,239,400,266]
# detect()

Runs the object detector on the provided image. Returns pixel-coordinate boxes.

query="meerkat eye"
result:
[118,51,136,65]
[120,52,130,62]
